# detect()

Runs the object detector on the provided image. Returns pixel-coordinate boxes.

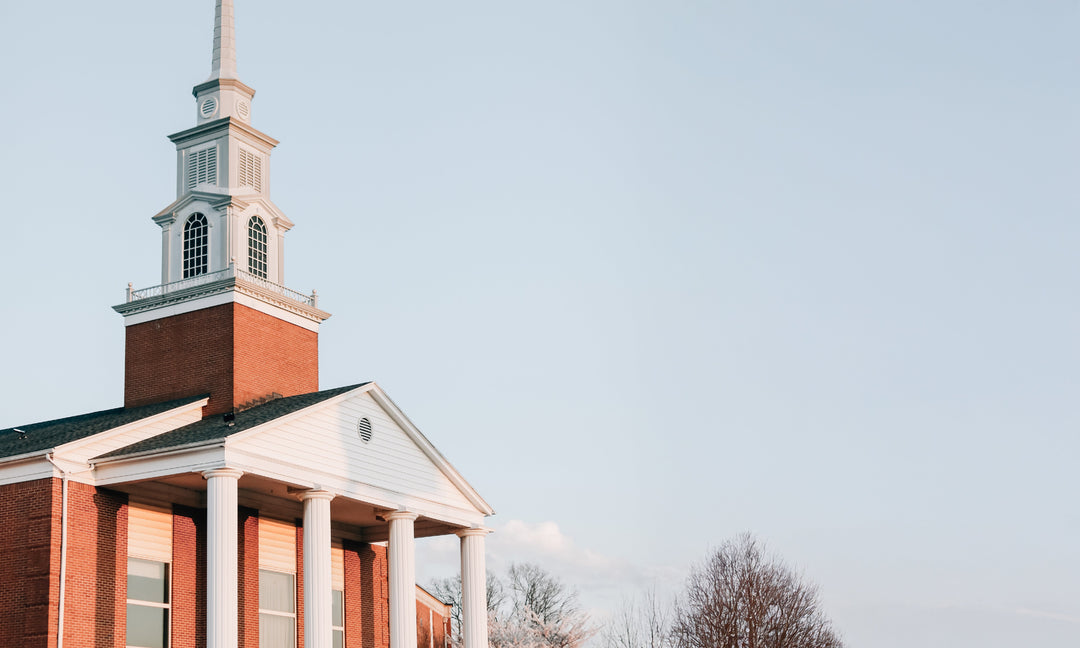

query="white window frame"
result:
[126,557,171,648]
[259,569,297,648]
[332,588,345,648]
[182,213,209,278]
[247,215,269,279]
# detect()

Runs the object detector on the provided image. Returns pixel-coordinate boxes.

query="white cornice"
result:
[193,77,255,98]
[168,117,278,149]
[113,275,330,328]
[227,446,487,528]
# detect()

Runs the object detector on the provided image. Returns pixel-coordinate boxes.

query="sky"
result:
[1,1,1078,646]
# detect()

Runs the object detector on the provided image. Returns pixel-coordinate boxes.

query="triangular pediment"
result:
[225,383,492,522]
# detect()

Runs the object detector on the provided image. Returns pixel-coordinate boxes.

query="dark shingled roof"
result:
[0,395,209,460]
[95,383,368,461]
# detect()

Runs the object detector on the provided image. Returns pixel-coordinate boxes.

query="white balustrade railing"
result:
[126,265,317,307]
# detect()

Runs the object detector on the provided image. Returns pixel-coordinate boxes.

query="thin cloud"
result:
[1015,608,1080,626]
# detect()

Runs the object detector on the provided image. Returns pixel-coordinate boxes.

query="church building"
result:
[0,2,493,648]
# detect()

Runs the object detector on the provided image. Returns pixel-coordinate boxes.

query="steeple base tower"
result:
[116,268,330,416]
[124,302,318,416]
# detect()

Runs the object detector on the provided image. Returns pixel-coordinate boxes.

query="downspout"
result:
[45,453,68,648]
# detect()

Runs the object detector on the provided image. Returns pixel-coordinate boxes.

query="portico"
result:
[87,381,494,648]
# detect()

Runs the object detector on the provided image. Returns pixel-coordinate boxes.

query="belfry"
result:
[115,0,328,417]
[0,3,494,648]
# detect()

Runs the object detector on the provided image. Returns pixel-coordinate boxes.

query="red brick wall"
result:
[173,505,207,648]
[233,305,319,411]
[416,604,431,648]
[63,482,127,648]
[0,478,60,648]
[125,303,234,413]
[124,302,318,415]
[239,508,260,648]
[416,597,451,648]
[344,542,390,648]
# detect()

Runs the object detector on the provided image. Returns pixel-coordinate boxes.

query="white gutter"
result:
[0,448,58,465]
[44,454,68,648]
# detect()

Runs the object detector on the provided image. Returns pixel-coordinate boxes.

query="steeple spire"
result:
[191,0,254,125]
[210,0,237,80]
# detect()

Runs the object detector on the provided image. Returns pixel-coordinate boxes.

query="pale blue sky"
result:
[1,2,1077,646]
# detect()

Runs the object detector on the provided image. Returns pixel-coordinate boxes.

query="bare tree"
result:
[670,534,844,648]
[602,588,672,648]
[431,562,593,648]
[498,563,593,648]
[431,572,506,646]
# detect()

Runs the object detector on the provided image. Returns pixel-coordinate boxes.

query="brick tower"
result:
[114,0,330,416]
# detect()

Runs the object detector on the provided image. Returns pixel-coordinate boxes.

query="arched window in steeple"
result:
[182,213,208,278]
[248,216,268,279]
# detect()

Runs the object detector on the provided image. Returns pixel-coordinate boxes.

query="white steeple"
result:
[139,0,300,292]
[210,0,238,80]
[193,0,254,126]
[115,0,327,348]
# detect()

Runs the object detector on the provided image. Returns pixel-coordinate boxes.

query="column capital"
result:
[299,489,335,502]
[456,527,493,539]
[384,510,419,523]
[202,467,244,480]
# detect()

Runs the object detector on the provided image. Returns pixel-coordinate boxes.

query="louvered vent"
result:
[200,96,217,118]
[357,417,373,443]
[237,99,251,120]
[239,148,263,192]
[186,147,218,190]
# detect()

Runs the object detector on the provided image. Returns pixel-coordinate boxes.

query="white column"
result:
[386,511,419,648]
[203,468,244,648]
[458,528,492,648]
[302,490,335,648]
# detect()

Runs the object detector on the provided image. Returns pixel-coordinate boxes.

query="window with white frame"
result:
[127,558,170,648]
[183,213,208,278]
[332,589,345,648]
[247,216,268,279]
[331,540,345,648]
[260,569,297,648]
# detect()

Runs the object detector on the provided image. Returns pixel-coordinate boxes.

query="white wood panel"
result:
[332,541,344,590]
[259,516,297,573]
[229,391,475,512]
[128,499,173,562]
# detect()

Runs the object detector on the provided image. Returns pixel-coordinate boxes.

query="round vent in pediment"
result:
[237,99,251,120]
[357,417,373,443]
